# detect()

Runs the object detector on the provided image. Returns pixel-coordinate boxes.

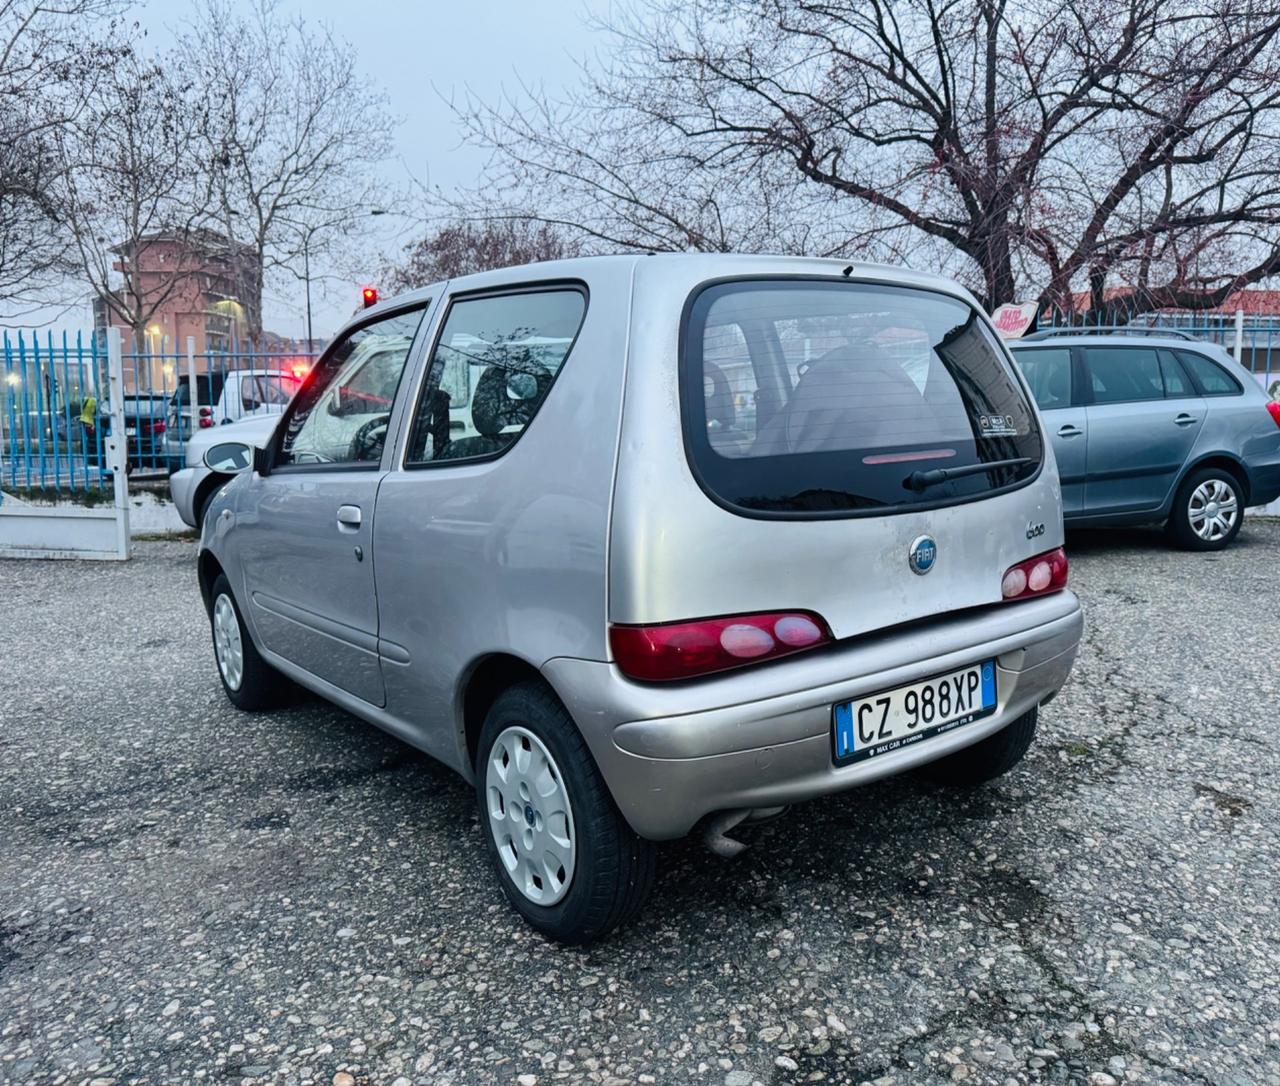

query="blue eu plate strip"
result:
[834,701,855,758]
[981,662,996,709]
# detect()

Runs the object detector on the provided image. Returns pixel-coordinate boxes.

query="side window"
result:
[1157,350,1194,398]
[406,287,587,464]
[1012,348,1073,410]
[1176,350,1242,396]
[241,376,263,412]
[1084,347,1164,404]
[278,307,425,467]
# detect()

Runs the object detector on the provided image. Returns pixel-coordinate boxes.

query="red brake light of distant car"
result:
[199,406,213,417]
[610,611,833,682]
[1001,547,1068,601]
[1266,401,1280,428]
[198,417,214,429]
[361,286,378,308]
[153,421,165,434]
[291,362,310,380]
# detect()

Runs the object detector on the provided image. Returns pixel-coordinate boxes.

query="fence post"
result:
[1234,308,1245,361]
[105,328,130,560]
[185,336,198,455]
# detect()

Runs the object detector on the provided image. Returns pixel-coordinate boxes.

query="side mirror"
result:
[203,441,253,473]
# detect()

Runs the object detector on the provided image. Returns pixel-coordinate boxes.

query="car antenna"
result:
[841,265,854,278]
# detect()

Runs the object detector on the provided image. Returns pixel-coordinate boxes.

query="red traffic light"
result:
[361,286,378,308]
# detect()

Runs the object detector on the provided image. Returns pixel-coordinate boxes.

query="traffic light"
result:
[361,286,378,308]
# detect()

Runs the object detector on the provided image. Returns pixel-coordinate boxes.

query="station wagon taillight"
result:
[610,611,833,682]
[1001,547,1069,602]
[1266,401,1280,429]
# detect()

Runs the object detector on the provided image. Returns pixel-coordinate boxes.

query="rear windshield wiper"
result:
[904,457,1035,492]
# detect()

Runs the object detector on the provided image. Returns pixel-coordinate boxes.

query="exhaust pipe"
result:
[702,806,790,858]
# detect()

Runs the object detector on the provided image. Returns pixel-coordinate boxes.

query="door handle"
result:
[1174,413,1198,426]
[1057,425,1083,438]
[336,504,362,530]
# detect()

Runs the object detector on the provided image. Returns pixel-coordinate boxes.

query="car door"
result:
[1081,345,1206,516]
[234,304,429,706]
[1011,345,1085,515]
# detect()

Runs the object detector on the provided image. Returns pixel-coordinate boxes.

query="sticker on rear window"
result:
[977,413,1019,437]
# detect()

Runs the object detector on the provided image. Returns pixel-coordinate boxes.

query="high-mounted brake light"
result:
[610,611,833,682]
[1266,401,1280,429]
[1001,547,1068,601]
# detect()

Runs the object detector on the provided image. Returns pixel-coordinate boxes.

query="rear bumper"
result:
[545,591,1083,840]
[1248,460,1280,507]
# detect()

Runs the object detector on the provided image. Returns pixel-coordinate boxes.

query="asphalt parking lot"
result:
[2,524,1278,1086]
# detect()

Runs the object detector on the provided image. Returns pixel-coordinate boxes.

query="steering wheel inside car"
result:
[347,414,390,462]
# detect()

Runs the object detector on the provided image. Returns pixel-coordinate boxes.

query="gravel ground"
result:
[1,524,1278,1086]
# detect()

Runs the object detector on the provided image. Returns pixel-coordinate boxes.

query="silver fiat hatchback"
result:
[197,254,1083,942]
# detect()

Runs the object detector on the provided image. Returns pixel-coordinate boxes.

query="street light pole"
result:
[303,231,313,353]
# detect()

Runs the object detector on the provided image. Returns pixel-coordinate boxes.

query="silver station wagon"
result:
[197,255,1084,943]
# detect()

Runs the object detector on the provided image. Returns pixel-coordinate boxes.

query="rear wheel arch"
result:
[1174,454,1250,507]
[460,654,551,775]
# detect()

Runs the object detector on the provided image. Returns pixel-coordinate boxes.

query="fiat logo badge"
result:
[909,535,937,575]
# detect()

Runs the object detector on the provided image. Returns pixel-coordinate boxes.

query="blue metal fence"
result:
[1,330,320,491]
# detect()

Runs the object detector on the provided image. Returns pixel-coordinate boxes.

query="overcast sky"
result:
[48,0,613,340]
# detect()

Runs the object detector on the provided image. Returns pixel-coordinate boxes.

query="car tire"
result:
[917,707,1038,786]
[209,573,290,711]
[1168,467,1244,551]
[475,680,656,944]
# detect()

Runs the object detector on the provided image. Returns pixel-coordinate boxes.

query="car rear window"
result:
[682,280,1042,516]
[1176,350,1242,396]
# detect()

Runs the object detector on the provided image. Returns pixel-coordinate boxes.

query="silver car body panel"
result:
[201,254,1083,840]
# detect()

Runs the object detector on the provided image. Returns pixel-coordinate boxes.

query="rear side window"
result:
[682,280,1042,516]
[172,373,226,408]
[1176,350,1242,396]
[406,287,586,465]
[1013,347,1072,409]
[1157,350,1194,398]
[1084,347,1165,403]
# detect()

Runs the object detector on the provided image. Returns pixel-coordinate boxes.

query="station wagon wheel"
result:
[1187,478,1238,543]
[475,681,656,944]
[207,573,292,711]
[484,725,577,906]
[1169,467,1244,551]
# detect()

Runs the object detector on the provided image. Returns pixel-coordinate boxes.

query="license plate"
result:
[832,660,997,766]
[125,426,137,437]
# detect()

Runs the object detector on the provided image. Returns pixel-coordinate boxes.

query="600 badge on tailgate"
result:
[832,661,998,766]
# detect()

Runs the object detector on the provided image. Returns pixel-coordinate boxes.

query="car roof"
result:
[356,252,984,328]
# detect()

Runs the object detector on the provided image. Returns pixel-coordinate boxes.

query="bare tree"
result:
[0,0,128,316]
[383,219,578,294]
[177,0,399,338]
[55,48,205,350]
[449,0,1280,316]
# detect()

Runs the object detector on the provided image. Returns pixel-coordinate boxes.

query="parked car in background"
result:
[162,369,302,469]
[169,412,280,530]
[1009,330,1280,549]
[193,254,1082,943]
[120,394,172,472]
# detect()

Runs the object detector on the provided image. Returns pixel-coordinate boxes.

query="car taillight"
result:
[199,406,213,418]
[1001,547,1068,601]
[198,417,214,428]
[153,421,165,434]
[610,611,833,682]
[1266,401,1280,428]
